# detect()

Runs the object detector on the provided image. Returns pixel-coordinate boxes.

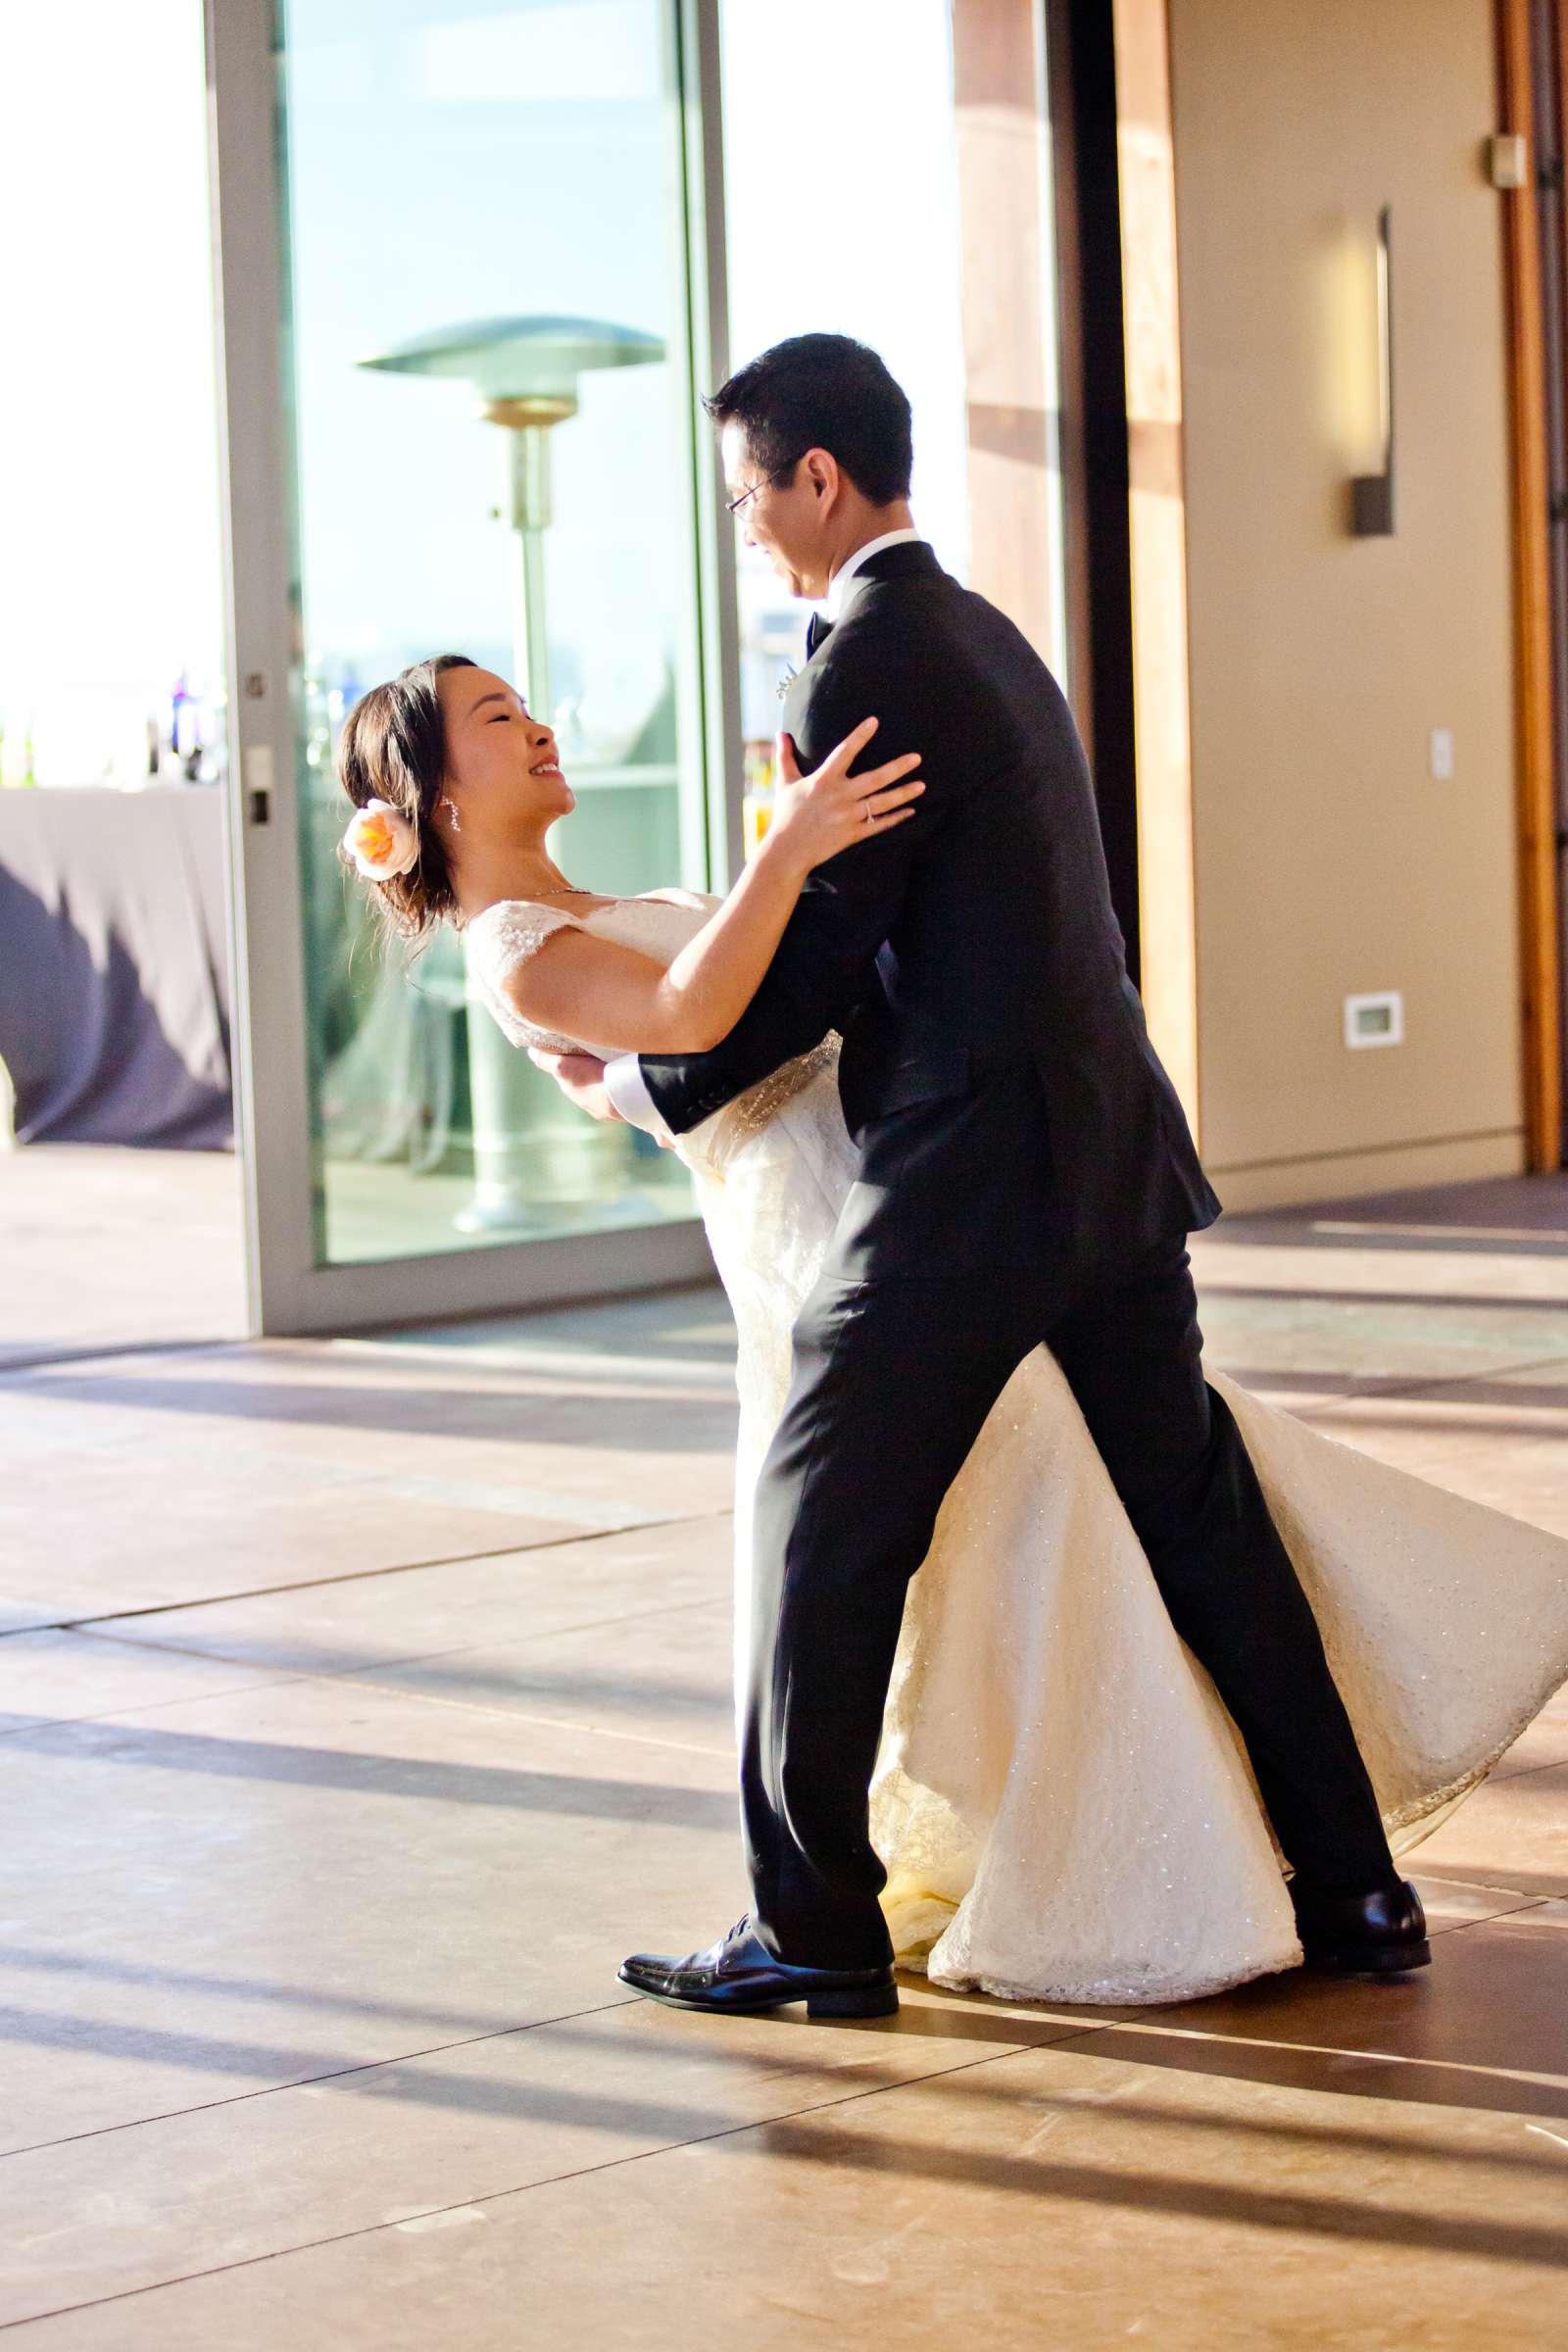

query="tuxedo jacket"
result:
[639,541,1221,1278]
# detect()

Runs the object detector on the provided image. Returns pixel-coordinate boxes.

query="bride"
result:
[340,652,1568,2007]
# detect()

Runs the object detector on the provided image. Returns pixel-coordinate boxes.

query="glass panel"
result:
[718,0,971,809]
[717,0,1069,838]
[0,0,243,1360]
[276,0,707,1263]
[0,2,225,798]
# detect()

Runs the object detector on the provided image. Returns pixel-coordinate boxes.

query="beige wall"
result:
[1166,0,1525,1208]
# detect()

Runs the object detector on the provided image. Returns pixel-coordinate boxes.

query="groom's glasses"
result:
[725,454,808,515]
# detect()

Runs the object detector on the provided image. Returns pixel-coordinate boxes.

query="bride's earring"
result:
[439,797,461,833]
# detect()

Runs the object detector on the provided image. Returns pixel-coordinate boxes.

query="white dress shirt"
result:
[603,1044,669,1133]
[604,529,929,1137]
[823,525,923,620]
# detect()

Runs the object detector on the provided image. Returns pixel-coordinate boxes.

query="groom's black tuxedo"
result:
[640,541,1220,1278]
[636,543,1393,1968]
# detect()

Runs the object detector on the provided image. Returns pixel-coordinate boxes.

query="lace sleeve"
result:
[464,901,586,1050]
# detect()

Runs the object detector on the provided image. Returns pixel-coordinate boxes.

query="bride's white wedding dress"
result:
[470,890,1568,2004]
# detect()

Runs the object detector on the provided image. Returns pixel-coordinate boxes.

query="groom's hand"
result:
[527,1048,624,1125]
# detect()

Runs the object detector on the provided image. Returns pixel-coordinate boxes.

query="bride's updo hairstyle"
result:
[336,652,476,943]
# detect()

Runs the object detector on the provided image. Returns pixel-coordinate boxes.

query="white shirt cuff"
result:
[604,1054,669,1139]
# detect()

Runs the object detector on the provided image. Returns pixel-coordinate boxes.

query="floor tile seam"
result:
[290,1669,735,1760]
[1376,1348,1568,1395]
[1335,1354,1568,1404]
[1090,2018,1568,2096]
[1197,1266,1568,1304]
[1483,1753,1568,1784]
[1267,1357,1568,1417]
[1415,1872,1551,1900]
[0,1338,244,1380]
[1418,1870,1568,1905]
[1408,1348,1568,1387]
[1231,1393,1524,1436]
[0,1669,328,1742]
[0,1325,730,1387]
[1194,1250,1568,1289]
[0,2031,1091,2331]
[6,1345,738,1402]
[435,2023,1117,2204]
[1204,1243,1568,1277]
[0,1994,649,2167]
[25,1595,734,1741]
[1210,1231,1568,1260]
[1200,1268,1568,1302]
[0,1511,734,1642]
[64,1580,732,1675]
[1212,1250,1568,1289]
[0,2001,1084,2175]
[0,1620,735,1762]
[298,1366,737,1403]
[1425,1896,1552,1934]
[334,1323,728,1359]
[0,1649,737,1767]
[328,1358,740,1398]
[1274,1399,1568,1453]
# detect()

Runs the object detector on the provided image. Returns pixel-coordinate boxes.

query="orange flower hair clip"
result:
[343,798,419,881]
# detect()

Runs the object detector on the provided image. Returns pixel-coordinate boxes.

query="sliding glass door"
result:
[208,0,736,1330]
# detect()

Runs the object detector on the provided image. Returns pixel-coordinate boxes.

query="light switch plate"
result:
[1429,726,1454,780]
[1345,990,1404,1050]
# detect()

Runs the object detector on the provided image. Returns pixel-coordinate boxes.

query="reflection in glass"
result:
[277,0,708,1264]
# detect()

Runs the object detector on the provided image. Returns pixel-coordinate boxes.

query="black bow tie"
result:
[806,610,834,659]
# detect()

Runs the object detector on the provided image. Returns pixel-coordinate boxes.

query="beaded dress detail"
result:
[469,891,1568,2005]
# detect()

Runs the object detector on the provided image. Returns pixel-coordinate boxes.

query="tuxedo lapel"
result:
[781,661,811,745]
[785,543,945,754]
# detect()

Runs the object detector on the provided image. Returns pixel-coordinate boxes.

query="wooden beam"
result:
[1497,0,1564,1168]
[1043,0,1141,961]
[1041,0,1097,753]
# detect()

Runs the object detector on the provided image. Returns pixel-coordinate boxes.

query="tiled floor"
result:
[3,1161,1567,2344]
[0,1145,247,1370]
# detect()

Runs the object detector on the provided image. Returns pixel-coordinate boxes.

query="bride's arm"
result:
[497,719,922,1055]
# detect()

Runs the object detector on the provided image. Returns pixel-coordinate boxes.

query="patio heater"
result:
[358,317,664,1231]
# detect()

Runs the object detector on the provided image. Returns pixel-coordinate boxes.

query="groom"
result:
[537,334,1427,2012]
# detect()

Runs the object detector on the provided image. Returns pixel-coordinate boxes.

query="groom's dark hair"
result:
[706,334,913,506]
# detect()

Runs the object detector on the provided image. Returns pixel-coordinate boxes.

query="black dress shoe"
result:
[1291,1876,1431,1975]
[619,1916,899,2018]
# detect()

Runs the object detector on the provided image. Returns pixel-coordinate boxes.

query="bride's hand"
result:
[526,1048,623,1124]
[765,719,924,872]
[530,1047,675,1143]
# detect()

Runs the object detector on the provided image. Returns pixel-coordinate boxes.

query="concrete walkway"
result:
[2,1169,1566,2344]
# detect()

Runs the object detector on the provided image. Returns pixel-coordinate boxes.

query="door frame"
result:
[204,0,739,1335]
[1043,0,1142,987]
[1038,0,1202,1139]
[1497,0,1566,1169]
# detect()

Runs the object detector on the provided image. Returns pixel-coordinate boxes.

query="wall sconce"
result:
[1349,205,1395,535]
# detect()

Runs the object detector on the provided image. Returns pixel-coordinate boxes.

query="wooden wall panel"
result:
[1497,0,1564,1168]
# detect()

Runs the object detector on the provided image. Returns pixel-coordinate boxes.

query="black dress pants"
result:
[743,1237,1396,1968]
